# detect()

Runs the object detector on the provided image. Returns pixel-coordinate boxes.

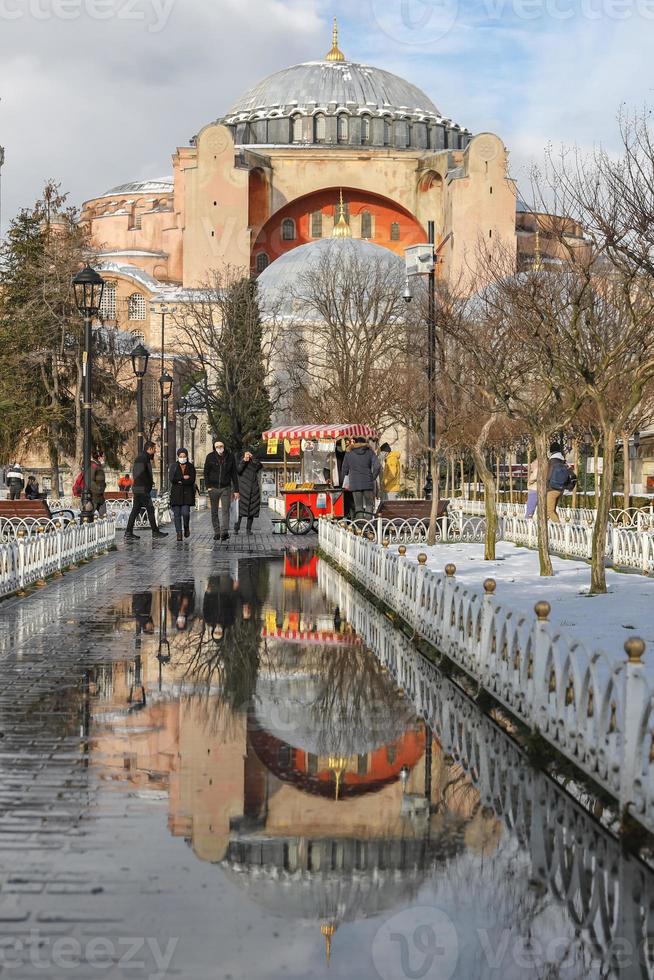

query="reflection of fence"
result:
[0,518,116,599]
[318,559,654,978]
[319,521,654,836]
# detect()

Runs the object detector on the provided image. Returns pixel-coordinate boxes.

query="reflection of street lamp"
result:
[158,370,173,491]
[157,584,170,691]
[72,265,105,522]
[131,342,150,454]
[188,412,198,463]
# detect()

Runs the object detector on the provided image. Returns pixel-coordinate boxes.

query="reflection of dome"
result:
[101,177,173,198]
[258,238,404,317]
[224,60,441,124]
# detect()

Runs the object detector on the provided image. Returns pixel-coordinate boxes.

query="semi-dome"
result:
[101,177,173,198]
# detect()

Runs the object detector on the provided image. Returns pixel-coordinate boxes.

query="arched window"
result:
[99,283,116,320]
[128,292,146,321]
[314,113,326,143]
[361,210,373,239]
[311,211,323,238]
[390,221,400,242]
[256,252,269,273]
[383,117,392,146]
[130,328,145,344]
[361,115,371,144]
[282,218,296,241]
[337,114,348,143]
[292,114,303,143]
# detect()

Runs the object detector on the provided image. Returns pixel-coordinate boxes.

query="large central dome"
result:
[224,60,441,123]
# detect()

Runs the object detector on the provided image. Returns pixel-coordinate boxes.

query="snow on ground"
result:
[402,540,654,677]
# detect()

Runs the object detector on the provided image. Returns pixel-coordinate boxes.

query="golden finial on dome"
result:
[325,17,345,61]
[332,190,352,239]
[321,922,337,964]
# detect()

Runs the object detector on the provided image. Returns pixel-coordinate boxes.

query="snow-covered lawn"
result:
[402,540,654,676]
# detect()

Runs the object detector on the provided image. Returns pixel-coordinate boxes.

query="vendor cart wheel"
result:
[286,502,314,535]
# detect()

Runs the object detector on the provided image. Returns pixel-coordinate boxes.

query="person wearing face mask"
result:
[90,449,107,517]
[204,438,239,541]
[169,447,197,541]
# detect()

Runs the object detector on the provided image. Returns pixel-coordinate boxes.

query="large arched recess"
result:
[252,186,427,272]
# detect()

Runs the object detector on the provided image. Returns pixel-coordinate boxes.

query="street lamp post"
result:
[158,370,173,491]
[131,342,150,455]
[72,265,105,523]
[188,413,198,464]
[177,396,188,451]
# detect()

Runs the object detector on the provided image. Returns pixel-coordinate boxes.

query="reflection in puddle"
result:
[80,552,654,978]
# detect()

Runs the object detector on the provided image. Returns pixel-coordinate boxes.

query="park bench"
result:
[0,498,75,536]
[375,498,449,521]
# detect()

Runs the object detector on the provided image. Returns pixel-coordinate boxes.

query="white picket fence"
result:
[319,519,654,835]
[451,497,654,530]
[47,495,173,529]
[0,518,116,599]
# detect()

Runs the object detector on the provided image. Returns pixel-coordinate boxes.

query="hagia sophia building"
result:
[58,21,564,482]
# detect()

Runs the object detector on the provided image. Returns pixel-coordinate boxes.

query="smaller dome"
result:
[101,177,173,198]
[257,238,404,318]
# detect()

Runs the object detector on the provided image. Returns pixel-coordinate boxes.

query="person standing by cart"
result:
[204,438,239,541]
[235,449,262,534]
[341,436,380,520]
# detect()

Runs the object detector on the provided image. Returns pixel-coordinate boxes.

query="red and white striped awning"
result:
[262,423,377,441]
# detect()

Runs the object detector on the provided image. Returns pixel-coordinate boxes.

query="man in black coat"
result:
[341,436,381,519]
[124,441,168,541]
[204,437,239,541]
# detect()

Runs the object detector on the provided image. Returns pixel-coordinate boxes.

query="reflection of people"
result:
[168,581,196,631]
[235,450,262,534]
[132,591,154,635]
[169,447,197,541]
[203,571,238,635]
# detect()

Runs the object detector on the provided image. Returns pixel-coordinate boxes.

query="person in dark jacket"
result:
[546,442,574,523]
[235,450,262,534]
[5,463,24,500]
[90,449,107,516]
[25,475,40,500]
[204,438,239,541]
[341,436,381,519]
[169,447,197,541]
[125,441,168,541]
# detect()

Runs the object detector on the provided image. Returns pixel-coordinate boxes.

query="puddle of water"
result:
[8,551,654,979]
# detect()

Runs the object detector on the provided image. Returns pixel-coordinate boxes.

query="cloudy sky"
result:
[0,0,651,228]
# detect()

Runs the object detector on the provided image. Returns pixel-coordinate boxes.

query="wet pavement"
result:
[0,510,652,979]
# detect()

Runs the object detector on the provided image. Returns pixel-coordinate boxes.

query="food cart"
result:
[262,423,377,534]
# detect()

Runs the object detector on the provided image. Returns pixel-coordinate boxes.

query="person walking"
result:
[124,441,168,541]
[90,450,107,517]
[525,458,538,519]
[546,443,573,523]
[204,438,239,541]
[341,435,381,520]
[6,463,24,500]
[169,447,196,541]
[235,449,262,534]
[380,442,401,500]
[25,475,40,500]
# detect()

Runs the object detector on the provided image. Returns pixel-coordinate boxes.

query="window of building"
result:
[128,292,146,321]
[314,113,326,142]
[292,114,303,143]
[337,114,348,143]
[256,252,269,273]
[311,210,323,238]
[390,221,400,241]
[130,328,145,344]
[282,218,296,241]
[361,210,373,239]
[383,117,392,146]
[361,114,371,144]
[99,283,116,320]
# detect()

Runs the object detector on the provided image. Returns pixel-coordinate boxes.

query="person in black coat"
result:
[204,438,240,541]
[168,447,197,541]
[235,450,263,534]
[125,441,167,541]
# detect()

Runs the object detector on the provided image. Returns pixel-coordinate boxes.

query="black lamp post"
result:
[158,370,173,491]
[131,342,150,455]
[72,265,105,522]
[188,413,198,464]
[177,396,188,452]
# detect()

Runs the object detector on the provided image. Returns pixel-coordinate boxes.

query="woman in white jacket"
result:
[525,459,538,518]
